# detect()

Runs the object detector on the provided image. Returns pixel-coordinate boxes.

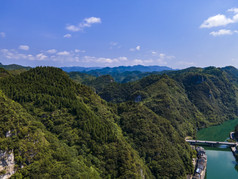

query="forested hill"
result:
[0,62,31,76]
[76,66,238,136]
[0,67,193,178]
[0,62,31,71]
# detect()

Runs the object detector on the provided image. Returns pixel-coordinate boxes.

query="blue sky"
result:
[1,0,238,68]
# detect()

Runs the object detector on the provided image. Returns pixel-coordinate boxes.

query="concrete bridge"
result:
[186,139,238,147]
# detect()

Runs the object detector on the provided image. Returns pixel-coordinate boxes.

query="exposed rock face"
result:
[140,168,145,179]
[0,150,15,179]
[5,131,11,138]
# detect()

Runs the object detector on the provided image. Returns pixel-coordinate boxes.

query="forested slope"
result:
[0,90,100,178]
[0,67,194,178]
[80,66,238,137]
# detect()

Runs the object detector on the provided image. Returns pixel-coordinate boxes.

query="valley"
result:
[0,64,238,178]
[196,119,238,178]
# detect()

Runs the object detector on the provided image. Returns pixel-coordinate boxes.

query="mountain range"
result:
[60,65,173,73]
[0,63,238,178]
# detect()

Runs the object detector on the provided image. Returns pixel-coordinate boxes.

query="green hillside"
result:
[2,66,238,178]
[81,66,238,136]
[0,68,11,78]
[0,90,100,178]
[0,67,157,178]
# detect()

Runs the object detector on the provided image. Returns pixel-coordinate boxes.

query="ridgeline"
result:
[1,65,238,178]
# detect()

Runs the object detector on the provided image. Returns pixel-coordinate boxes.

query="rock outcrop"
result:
[0,150,15,179]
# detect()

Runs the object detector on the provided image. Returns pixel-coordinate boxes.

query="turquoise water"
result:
[197,119,238,179]
[205,149,238,179]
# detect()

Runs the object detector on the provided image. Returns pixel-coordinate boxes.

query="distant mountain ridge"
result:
[0,62,31,70]
[65,65,174,83]
[60,66,102,72]
[61,65,173,73]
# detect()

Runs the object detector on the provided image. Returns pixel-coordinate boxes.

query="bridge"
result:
[186,139,238,147]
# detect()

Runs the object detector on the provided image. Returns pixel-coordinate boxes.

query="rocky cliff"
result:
[0,150,15,179]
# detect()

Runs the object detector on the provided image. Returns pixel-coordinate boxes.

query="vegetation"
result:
[0,67,153,178]
[0,62,31,71]
[0,90,100,178]
[82,66,238,136]
[1,65,238,178]
[117,102,193,178]
[0,68,11,78]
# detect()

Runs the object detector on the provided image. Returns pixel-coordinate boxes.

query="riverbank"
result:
[187,146,207,179]
[193,147,207,179]
[229,132,238,160]
[196,119,238,178]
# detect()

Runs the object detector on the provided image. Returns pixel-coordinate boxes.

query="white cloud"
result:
[157,58,167,65]
[97,58,114,63]
[200,8,238,28]
[63,34,72,38]
[130,45,141,51]
[47,49,57,54]
[159,53,166,58]
[0,49,8,53]
[66,17,101,32]
[110,42,118,46]
[132,58,165,66]
[0,47,175,67]
[0,32,6,38]
[83,56,128,64]
[0,49,33,60]
[233,14,238,22]
[19,45,30,51]
[176,61,195,68]
[210,29,233,36]
[118,57,128,61]
[109,41,121,49]
[136,46,140,51]
[66,25,80,32]
[133,59,144,65]
[200,14,234,28]
[75,49,85,53]
[27,54,34,60]
[228,8,238,14]
[150,50,175,60]
[36,53,47,60]
[85,17,101,24]
[57,51,70,56]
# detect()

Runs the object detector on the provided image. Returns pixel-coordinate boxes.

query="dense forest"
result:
[1,64,238,178]
[78,66,238,135]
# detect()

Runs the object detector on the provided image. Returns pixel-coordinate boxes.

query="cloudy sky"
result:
[1,0,238,68]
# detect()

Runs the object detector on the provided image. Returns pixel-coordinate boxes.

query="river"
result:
[197,119,238,179]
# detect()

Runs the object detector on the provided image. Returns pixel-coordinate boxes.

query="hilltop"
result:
[0,66,192,178]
